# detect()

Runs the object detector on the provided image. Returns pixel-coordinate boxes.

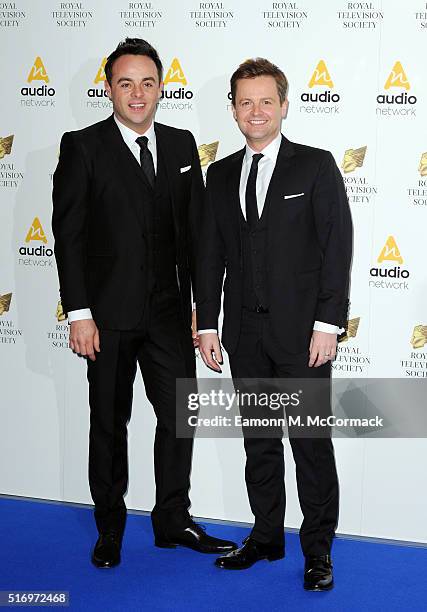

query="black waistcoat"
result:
[141,147,177,294]
[240,197,271,309]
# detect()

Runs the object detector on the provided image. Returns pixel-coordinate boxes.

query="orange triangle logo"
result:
[377,236,403,264]
[164,58,187,86]
[27,56,49,84]
[308,60,334,89]
[384,61,410,91]
[94,57,107,84]
[25,217,48,244]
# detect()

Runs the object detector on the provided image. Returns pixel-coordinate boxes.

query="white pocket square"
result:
[180,165,191,173]
[284,192,304,200]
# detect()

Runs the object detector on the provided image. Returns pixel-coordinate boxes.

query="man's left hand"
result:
[309,330,337,367]
[191,309,199,348]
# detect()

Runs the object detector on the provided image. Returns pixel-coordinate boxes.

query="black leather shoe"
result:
[91,532,122,568]
[304,555,333,591]
[155,520,237,554]
[215,537,284,570]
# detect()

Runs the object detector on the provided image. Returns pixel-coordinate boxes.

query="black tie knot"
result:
[135,135,155,187]
[252,153,263,166]
[136,135,149,150]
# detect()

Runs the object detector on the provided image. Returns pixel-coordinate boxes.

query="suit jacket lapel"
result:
[154,123,181,241]
[99,116,152,229]
[264,135,296,209]
[227,147,245,236]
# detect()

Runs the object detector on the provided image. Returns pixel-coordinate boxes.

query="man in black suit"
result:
[52,38,236,568]
[197,58,352,590]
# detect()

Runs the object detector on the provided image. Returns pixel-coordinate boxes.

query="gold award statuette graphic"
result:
[25,217,48,244]
[94,57,107,84]
[411,325,427,349]
[377,236,403,265]
[308,60,334,89]
[342,146,367,174]
[384,61,410,90]
[0,135,14,160]
[27,56,49,84]
[56,300,67,322]
[198,141,219,168]
[163,58,187,86]
[418,152,427,177]
[339,317,360,343]
[0,293,12,316]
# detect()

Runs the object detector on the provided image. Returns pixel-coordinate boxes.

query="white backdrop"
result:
[1,0,427,543]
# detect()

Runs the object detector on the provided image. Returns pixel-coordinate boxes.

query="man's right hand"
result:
[69,319,100,361]
[198,333,223,372]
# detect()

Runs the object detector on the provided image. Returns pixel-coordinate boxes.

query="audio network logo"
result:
[300,60,340,115]
[401,325,427,378]
[376,61,417,117]
[18,217,54,267]
[198,141,219,183]
[333,316,370,374]
[341,146,377,204]
[159,58,194,111]
[0,293,12,316]
[407,152,427,207]
[21,56,56,107]
[369,236,409,290]
[86,57,111,110]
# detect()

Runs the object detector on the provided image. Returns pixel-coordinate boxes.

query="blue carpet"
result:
[0,498,426,611]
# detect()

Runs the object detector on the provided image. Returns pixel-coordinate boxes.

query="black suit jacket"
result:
[196,136,353,355]
[52,115,204,329]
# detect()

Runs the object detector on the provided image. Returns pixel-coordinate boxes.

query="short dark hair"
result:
[105,38,163,85]
[230,58,288,105]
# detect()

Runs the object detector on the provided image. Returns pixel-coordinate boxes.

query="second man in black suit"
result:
[197,58,352,589]
[52,38,236,568]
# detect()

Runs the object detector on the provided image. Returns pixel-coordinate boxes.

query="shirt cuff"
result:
[68,308,93,323]
[313,321,344,334]
[198,329,217,335]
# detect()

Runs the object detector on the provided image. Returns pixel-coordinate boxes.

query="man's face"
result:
[232,75,288,150]
[104,54,162,134]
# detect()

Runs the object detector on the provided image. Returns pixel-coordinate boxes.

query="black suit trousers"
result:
[87,288,196,535]
[228,309,339,556]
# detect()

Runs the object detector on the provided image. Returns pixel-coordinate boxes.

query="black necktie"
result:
[135,136,155,188]
[245,153,263,228]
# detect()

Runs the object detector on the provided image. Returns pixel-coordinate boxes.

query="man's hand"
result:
[191,309,199,348]
[199,332,223,372]
[309,330,337,367]
[70,319,100,362]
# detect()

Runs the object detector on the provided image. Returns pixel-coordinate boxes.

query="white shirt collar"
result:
[113,114,156,148]
[244,132,282,164]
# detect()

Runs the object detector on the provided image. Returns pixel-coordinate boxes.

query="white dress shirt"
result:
[67,116,156,323]
[198,133,341,335]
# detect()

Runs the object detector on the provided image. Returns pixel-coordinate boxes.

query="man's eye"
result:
[121,83,130,88]
[144,82,153,88]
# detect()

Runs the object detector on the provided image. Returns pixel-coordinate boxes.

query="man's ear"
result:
[158,81,164,101]
[281,98,289,119]
[104,80,111,99]
[232,105,237,121]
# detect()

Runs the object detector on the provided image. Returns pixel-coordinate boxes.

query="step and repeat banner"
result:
[1,0,426,542]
